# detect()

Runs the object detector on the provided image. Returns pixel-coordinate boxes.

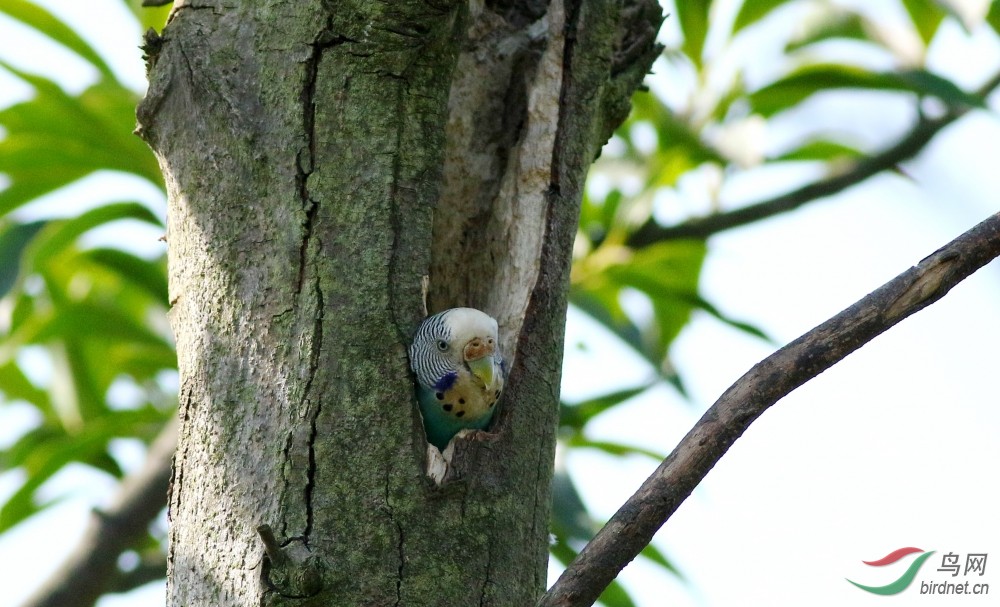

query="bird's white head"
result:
[410,307,502,390]
[442,308,498,357]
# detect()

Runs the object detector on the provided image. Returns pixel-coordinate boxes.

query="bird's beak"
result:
[467,356,495,388]
[464,338,496,387]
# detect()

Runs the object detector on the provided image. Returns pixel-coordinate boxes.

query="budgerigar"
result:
[409,307,505,450]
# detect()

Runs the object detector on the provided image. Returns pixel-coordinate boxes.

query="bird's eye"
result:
[436,340,448,352]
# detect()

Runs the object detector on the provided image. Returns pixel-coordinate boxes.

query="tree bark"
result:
[136,0,659,605]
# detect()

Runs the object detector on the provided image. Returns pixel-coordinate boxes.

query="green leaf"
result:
[579,189,625,247]
[675,0,710,67]
[549,540,637,607]
[570,291,652,369]
[30,202,162,266]
[0,0,175,544]
[0,477,53,533]
[2,425,61,469]
[0,0,116,80]
[592,580,637,607]
[61,337,107,422]
[786,10,871,53]
[629,93,727,171]
[565,436,667,461]
[104,343,177,380]
[901,0,945,45]
[83,248,168,304]
[707,75,749,124]
[748,64,877,116]
[0,300,171,368]
[9,291,34,334]
[895,70,985,107]
[772,139,864,162]
[0,220,46,297]
[605,240,707,352]
[989,1,1000,33]
[550,470,594,542]
[550,471,678,602]
[0,362,49,408]
[749,64,983,117]
[549,539,576,566]
[41,301,167,346]
[123,0,173,32]
[673,291,773,342]
[560,383,654,430]
[731,0,788,35]
[571,240,707,376]
[0,438,98,532]
[588,99,725,251]
[77,79,164,181]
[0,407,167,532]
[0,63,163,215]
[640,543,683,579]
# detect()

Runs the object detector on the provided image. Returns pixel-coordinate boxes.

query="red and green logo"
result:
[847,547,936,595]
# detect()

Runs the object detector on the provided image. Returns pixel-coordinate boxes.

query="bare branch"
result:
[627,113,952,243]
[539,211,1000,607]
[627,72,1000,245]
[20,419,176,607]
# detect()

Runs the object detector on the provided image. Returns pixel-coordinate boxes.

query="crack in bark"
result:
[393,521,406,607]
[301,405,319,545]
[296,21,356,293]
[164,384,192,594]
[529,412,550,592]
[294,18,353,545]
[478,542,493,607]
[383,471,406,606]
[550,0,581,188]
[296,26,321,294]
[278,430,295,538]
[175,39,198,97]
[296,200,319,294]
[169,381,195,519]
[301,277,324,543]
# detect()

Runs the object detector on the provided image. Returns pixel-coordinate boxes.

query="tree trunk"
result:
[136,0,659,604]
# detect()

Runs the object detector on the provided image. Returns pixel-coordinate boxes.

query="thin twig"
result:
[627,72,1000,245]
[539,211,1000,607]
[20,419,176,607]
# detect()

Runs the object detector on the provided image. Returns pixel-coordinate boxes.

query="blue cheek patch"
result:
[433,371,458,392]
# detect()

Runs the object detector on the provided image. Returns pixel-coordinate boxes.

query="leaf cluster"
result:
[0,0,173,595]
[550,0,1000,604]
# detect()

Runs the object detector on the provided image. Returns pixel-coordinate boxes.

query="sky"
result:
[1,1,999,607]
